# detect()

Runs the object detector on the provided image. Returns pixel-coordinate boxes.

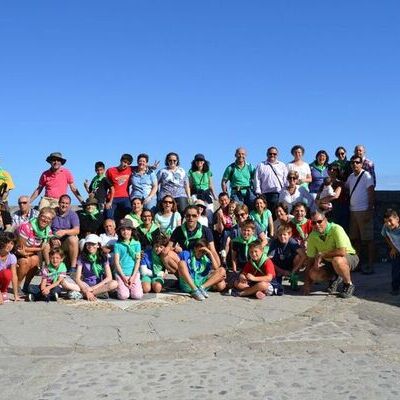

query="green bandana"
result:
[181,223,203,248]
[319,222,333,241]
[139,222,158,243]
[189,251,209,275]
[87,253,104,278]
[250,253,268,274]
[82,208,100,221]
[151,250,164,275]
[91,174,105,192]
[30,218,51,241]
[294,218,308,240]
[310,161,327,173]
[128,213,142,226]
[47,262,67,283]
[250,210,270,232]
[120,239,140,260]
[233,235,257,259]
[0,167,6,183]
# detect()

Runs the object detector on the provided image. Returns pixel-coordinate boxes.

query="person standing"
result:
[354,144,376,187]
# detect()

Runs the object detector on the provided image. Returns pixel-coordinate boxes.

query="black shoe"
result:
[27,293,36,302]
[327,275,343,294]
[52,292,59,302]
[338,283,355,298]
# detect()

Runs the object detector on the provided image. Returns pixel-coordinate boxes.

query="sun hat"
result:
[46,152,67,165]
[84,234,101,245]
[118,218,135,231]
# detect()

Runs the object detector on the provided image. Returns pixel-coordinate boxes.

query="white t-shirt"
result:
[346,171,374,211]
[287,162,311,183]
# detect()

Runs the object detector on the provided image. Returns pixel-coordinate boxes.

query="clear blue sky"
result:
[1,0,399,205]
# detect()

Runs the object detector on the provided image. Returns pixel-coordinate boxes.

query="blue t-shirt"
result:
[179,250,212,277]
[381,225,400,253]
[268,238,300,271]
[130,169,157,199]
[114,240,141,275]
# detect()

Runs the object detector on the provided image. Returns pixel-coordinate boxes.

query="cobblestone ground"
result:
[1,264,399,400]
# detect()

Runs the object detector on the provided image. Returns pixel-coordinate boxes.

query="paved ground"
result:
[1,263,399,400]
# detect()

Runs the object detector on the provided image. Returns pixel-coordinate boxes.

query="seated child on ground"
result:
[234,240,276,299]
[231,219,258,273]
[177,239,226,301]
[72,234,118,301]
[0,232,20,303]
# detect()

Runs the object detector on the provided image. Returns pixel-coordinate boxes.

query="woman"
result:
[157,152,190,214]
[330,146,352,182]
[154,195,182,237]
[273,202,294,236]
[286,145,312,187]
[188,153,217,205]
[130,153,158,212]
[15,207,55,294]
[250,195,274,238]
[309,150,330,198]
[278,171,315,214]
[137,209,161,251]
[125,197,144,228]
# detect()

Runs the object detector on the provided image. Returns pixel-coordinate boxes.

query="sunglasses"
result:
[18,201,28,205]
[163,200,173,204]
[311,219,325,225]
[287,177,297,180]
[186,213,198,218]
[338,152,345,155]
[268,152,277,156]
[350,161,361,164]
[237,212,247,217]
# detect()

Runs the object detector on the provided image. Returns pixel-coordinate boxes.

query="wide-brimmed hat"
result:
[46,152,67,165]
[118,218,135,231]
[84,197,98,207]
[194,199,207,208]
[84,234,101,245]
[194,153,206,161]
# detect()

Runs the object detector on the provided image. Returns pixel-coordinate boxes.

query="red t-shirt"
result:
[289,219,313,243]
[39,167,74,199]
[106,166,132,198]
[243,257,276,278]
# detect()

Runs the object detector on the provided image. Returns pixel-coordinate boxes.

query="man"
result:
[346,154,375,274]
[51,194,80,269]
[221,147,255,208]
[12,195,39,229]
[254,146,288,213]
[104,153,133,221]
[354,145,376,187]
[30,152,84,209]
[169,205,220,262]
[304,211,359,298]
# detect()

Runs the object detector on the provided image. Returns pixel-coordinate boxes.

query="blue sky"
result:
[1,0,399,205]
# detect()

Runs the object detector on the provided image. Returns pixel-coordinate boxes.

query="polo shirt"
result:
[222,162,254,190]
[51,209,80,233]
[38,167,74,199]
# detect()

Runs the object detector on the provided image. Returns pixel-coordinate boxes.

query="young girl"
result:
[0,232,20,304]
[250,195,274,239]
[114,219,143,300]
[73,234,118,301]
[154,195,182,237]
[137,210,161,251]
[29,248,68,302]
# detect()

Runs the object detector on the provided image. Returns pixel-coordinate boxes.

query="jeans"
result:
[105,197,131,221]
[391,254,400,291]
[262,192,280,215]
[231,189,256,210]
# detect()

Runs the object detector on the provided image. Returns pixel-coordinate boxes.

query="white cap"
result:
[84,234,101,245]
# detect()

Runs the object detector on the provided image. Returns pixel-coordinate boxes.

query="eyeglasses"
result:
[237,212,247,217]
[311,219,325,225]
[18,201,28,205]
[163,200,173,204]
[142,215,152,219]
[39,216,52,222]
[268,152,277,156]
[351,161,361,164]
[186,213,198,218]
[287,177,297,180]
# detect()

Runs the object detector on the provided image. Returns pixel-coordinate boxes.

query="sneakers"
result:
[338,283,355,298]
[68,291,83,300]
[27,293,36,302]
[198,286,209,298]
[327,275,343,294]
[1,292,10,303]
[191,288,206,301]
[52,292,59,302]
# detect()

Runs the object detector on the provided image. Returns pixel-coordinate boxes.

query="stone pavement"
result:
[1,263,399,400]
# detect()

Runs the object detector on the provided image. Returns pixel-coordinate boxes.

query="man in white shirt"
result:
[254,146,288,214]
[346,155,375,274]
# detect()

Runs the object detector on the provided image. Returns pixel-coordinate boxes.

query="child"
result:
[0,232,20,304]
[250,195,274,238]
[84,161,109,211]
[73,234,118,301]
[177,239,226,301]
[28,248,68,302]
[231,219,258,273]
[382,209,400,295]
[114,219,143,300]
[140,236,169,294]
[233,240,276,299]
[268,224,306,291]
[317,177,335,212]
[289,202,313,248]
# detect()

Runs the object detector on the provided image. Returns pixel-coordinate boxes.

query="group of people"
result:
[1,143,400,305]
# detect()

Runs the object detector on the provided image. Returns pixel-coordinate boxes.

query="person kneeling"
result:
[177,240,226,301]
[233,240,276,299]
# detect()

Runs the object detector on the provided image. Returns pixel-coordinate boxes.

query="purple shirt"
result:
[77,255,108,286]
[51,208,80,234]
[0,253,17,271]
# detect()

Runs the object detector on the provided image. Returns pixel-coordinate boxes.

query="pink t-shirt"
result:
[39,167,74,199]
[17,222,52,248]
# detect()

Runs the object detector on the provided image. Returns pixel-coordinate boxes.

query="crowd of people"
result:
[1,143,400,306]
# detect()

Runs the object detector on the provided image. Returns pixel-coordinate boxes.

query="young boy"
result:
[84,161,109,211]
[268,224,306,290]
[233,240,276,299]
[382,209,400,295]
[231,219,258,273]
[177,239,226,301]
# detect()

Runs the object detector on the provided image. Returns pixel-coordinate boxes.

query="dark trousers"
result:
[263,192,280,215]
[391,255,400,291]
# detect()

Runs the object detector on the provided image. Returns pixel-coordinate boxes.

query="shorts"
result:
[325,254,359,272]
[349,210,374,241]
[179,274,209,293]
[39,196,59,209]
[141,275,164,285]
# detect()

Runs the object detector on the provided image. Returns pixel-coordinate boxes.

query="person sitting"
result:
[77,197,104,241]
[250,195,274,239]
[0,232,20,303]
[12,196,39,230]
[125,197,144,228]
[154,195,181,237]
[137,209,161,251]
[99,219,118,264]
[288,202,313,248]
[273,202,294,236]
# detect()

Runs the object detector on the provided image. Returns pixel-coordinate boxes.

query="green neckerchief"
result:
[0,167,6,182]
[151,250,164,275]
[233,235,257,259]
[294,218,308,240]
[310,161,327,173]
[30,218,51,241]
[82,208,100,221]
[87,253,104,278]
[189,251,209,275]
[47,262,67,283]
[250,253,268,274]
[120,239,140,260]
[139,222,158,243]
[181,223,203,248]
[91,174,105,192]
[319,222,333,242]
[128,213,142,226]
[250,210,269,232]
